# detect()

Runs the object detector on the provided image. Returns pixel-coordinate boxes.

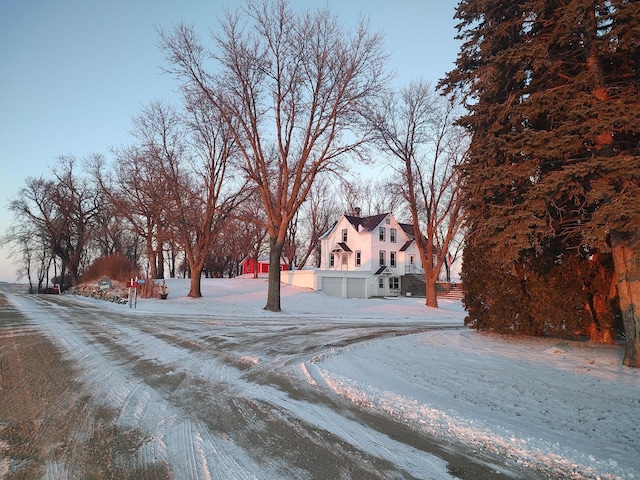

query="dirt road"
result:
[0,286,534,479]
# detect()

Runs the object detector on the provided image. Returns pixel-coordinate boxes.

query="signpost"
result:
[98,277,112,290]
[127,277,148,308]
[127,277,141,308]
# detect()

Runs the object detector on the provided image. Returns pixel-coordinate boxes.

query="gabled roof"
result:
[344,213,389,232]
[344,213,418,241]
[319,221,337,239]
[332,242,352,253]
[399,223,415,239]
[374,266,394,276]
[399,240,413,252]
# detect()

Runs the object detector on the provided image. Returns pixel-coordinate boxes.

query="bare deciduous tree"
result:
[93,144,170,280]
[130,100,246,297]
[337,177,406,219]
[234,193,269,279]
[160,0,389,310]
[91,188,139,261]
[1,222,52,293]
[371,81,467,307]
[296,179,340,269]
[9,157,99,287]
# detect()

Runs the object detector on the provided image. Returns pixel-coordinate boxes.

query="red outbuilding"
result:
[240,255,289,276]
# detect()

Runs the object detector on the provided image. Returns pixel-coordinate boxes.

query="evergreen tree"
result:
[442,1,640,365]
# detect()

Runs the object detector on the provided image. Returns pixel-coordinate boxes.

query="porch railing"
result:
[405,265,424,274]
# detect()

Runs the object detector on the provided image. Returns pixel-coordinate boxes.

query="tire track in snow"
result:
[6,291,264,479]
[6,290,530,479]
[101,314,460,479]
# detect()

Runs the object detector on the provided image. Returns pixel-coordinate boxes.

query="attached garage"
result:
[346,278,366,298]
[321,277,343,297]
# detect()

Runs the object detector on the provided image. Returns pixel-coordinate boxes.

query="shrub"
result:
[137,279,169,299]
[81,254,139,284]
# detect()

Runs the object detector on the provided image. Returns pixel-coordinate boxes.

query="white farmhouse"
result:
[317,210,424,298]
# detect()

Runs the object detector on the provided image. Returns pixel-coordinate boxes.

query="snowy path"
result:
[2,277,639,479]
[1,287,518,479]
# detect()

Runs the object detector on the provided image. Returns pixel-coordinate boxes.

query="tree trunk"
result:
[585,295,614,344]
[145,223,157,279]
[169,247,177,278]
[187,253,204,298]
[156,246,165,279]
[424,276,438,308]
[68,253,81,287]
[188,274,202,298]
[265,237,283,312]
[611,230,640,367]
[421,248,438,308]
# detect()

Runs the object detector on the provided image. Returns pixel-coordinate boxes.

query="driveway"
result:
[1,287,535,479]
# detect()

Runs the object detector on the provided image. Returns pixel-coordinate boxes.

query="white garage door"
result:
[346,278,366,299]
[321,277,343,297]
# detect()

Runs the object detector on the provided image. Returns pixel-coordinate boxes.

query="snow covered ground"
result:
[112,276,639,480]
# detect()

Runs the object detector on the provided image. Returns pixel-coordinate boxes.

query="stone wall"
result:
[65,284,128,304]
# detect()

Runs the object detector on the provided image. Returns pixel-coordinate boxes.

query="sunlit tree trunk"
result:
[611,231,640,367]
[187,259,204,298]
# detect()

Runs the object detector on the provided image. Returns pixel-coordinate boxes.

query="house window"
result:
[378,277,384,289]
[390,251,396,267]
[355,251,361,267]
[389,277,399,290]
[342,228,348,242]
[379,250,386,266]
[330,253,335,267]
[379,227,385,241]
[390,228,396,243]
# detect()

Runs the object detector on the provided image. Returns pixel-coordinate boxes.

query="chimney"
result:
[353,207,361,217]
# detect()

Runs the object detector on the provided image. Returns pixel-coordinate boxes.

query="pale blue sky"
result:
[0,0,461,282]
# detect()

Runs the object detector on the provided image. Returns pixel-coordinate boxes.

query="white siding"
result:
[318,212,425,298]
